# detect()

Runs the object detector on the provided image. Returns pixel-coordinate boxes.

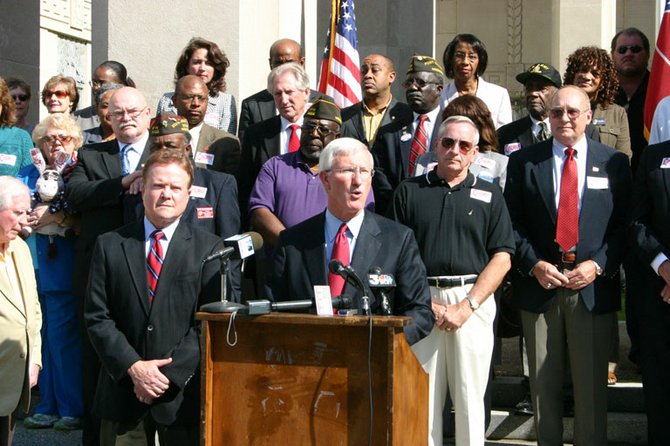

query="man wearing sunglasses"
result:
[390,116,514,446]
[373,55,444,214]
[504,85,631,446]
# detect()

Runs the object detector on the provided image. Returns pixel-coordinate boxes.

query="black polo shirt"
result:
[389,170,515,276]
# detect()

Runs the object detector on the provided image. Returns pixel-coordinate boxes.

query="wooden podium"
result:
[197,312,428,446]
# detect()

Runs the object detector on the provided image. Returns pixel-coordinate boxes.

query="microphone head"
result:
[328,259,345,274]
[368,267,396,288]
[246,231,264,251]
[369,266,382,275]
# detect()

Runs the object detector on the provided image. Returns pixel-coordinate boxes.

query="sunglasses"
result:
[41,134,73,145]
[12,94,29,102]
[440,137,475,153]
[44,90,69,99]
[302,122,339,138]
[402,78,439,89]
[616,45,643,54]
[549,107,589,120]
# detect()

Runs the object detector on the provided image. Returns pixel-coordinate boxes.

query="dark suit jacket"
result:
[265,210,434,345]
[630,141,670,311]
[194,124,241,177]
[371,108,442,213]
[504,138,631,314]
[124,167,242,299]
[65,138,150,297]
[497,115,601,153]
[340,98,413,147]
[85,220,223,425]
[238,89,332,142]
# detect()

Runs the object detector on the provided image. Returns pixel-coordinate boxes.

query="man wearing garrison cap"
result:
[372,54,444,213]
[249,99,373,249]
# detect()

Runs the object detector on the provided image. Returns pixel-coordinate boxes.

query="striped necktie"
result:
[409,114,428,176]
[147,230,165,303]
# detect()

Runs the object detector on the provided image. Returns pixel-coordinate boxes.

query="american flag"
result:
[317,0,362,108]
[645,0,670,140]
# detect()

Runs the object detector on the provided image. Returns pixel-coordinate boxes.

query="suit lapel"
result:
[259,100,276,123]
[302,213,328,285]
[121,222,151,316]
[0,248,25,317]
[153,222,191,308]
[579,142,606,236]
[399,124,413,179]
[352,105,367,145]
[349,212,380,307]
[265,117,282,159]
[532,141,558,222]
[101,141,122,178]
[196,125,212,152]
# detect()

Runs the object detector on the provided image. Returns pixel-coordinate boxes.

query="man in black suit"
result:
[340,54,412,148]
[266,137,433,346]
[373,54,444,213]
[65,86,152,446]
[504,86,631,445]
[172,75,240,176]
[629,141,670,445]
[86,150,224,446]
[238,62,311,225]
[237,38,332,142]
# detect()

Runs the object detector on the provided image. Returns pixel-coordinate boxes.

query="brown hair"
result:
[142,149,194,187]
[174,37,229,95]
[41,75,79,112]
[564,46,619,108]
[5,77,31,100]
[441,95,499,153]
[0,77,17,127]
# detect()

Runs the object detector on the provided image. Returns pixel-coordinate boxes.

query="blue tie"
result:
[121,144,134,176]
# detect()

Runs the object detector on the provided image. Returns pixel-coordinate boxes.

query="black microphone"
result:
[328,260,370,315]
[368,267,395,316]
[202,246,235,263]
[202,231,264,263]
[332,295,354,309]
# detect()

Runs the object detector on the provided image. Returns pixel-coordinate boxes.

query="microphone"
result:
[368,267,395,316]
[244,299,314,315]
[202,246,235,263]
[332,295,354,309]
[328,260,370,315]
[202,231,264,263]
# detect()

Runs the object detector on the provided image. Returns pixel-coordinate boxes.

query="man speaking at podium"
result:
[85,150,223,446]
[265,137,433,345]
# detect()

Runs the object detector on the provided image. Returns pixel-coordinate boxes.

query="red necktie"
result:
[409,114,428,176]
[288,124,300,152]
[328,223,350,298]
[147,230,165,303]
[556,147,579,251]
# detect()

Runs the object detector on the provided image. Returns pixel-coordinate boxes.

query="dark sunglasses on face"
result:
[41,134,73,145]
[45,90,69,99]
[402,78,439,89]
[616,45,643,54]
[440,137,474,153]
[302,122,339,138]
[12,94,29,102]
[549,107,588,120]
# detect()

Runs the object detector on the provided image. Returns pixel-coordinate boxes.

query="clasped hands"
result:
[127,358,173,405]
[533,259,597,291]
[432,300,472,332]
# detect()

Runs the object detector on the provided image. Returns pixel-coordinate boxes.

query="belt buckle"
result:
[561,252,576,263]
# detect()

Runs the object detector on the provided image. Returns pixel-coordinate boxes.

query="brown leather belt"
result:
[559,251,576,270]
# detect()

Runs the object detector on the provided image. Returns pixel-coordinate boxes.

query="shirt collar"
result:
[325,208,365,240]
[362,95,393,115]
[144,217,181,242]
[426,169,476,189]
[552,135,588,158]
[413,105,441,124]
[280,116,303,132]
[117,131,149,152]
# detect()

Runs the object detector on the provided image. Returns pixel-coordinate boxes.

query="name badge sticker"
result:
[190,185,208,198]
[470,188,492,203]
[196,207,214,219]
[195,152,215,165]
[475,157,497,170]
[586,176,609,190]
[400,132,412,142]
[504,143,521,156]
[0,154,17,166]
[661,157,670,168]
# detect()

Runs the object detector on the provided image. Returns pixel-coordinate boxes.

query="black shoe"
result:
[514,396,533,416]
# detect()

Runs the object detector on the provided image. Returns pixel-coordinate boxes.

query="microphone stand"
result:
[200,256,245,313]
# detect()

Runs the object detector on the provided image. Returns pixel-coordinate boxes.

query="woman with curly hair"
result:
[564,46,631,157]
[0,76,33,176]
[157,37,237,134]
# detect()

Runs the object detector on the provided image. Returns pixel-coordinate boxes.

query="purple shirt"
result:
[249,151,374,228]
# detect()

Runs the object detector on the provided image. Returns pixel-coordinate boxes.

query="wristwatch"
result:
[465,295,479,311]
[593,260,603,276]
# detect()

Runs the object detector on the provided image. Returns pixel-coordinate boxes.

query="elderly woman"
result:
[157,37,237,134]
[441,34,513,129]
[6,77,34,134]
[20,113,83,431]
[564,46,632,158]
[41,75,79,115]
[82,82,122,145]
[0,77,33,176]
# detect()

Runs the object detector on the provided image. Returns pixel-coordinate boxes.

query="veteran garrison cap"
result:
[304,99,342,125]
[149,114,190,136]
[515,63,562,88]
[406,54,445,76]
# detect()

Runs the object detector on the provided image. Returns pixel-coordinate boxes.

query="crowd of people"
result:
[0,26,668,446]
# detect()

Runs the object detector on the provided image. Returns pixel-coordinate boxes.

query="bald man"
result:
[238,38,333,141]
[172,75,240,176]
[66,86,153,446]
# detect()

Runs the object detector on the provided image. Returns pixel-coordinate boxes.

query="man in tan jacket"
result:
[0,176,41,446]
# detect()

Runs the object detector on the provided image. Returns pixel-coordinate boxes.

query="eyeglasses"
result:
[89,79,104,88]
[440,137,475,153]
[302,122,339,138]
[178,94,207,103]
[616,45,643,54]
[40,134,73,145]
[109,106,148,120]
[11,94,29,102]
[44,90,69,99]
[548,107,589,120]
[454,52,479,61]
[328,166,375,179]
[402,78,439,89]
